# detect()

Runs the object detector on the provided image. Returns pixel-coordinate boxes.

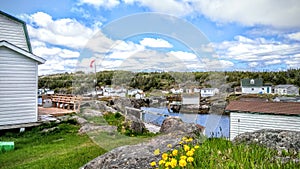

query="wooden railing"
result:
[50,94,82,110]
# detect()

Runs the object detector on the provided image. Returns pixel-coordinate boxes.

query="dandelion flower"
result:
[159,160,165,165]
[167,144,172,148]
[187,138,193,142]
[154,149,160,155]
[170,158,177,168]
[165,161,171,167]
[191,148,196,152]
[180,155,187,160]
[186,150,194,157]
[182,136,187,141]
[172,149,178,156]
[187,157,194,162]
[184,145,190,152]
[179,159,187,167]
[194,145,200,149]
[150,161,156,167]
[162,153,169,161]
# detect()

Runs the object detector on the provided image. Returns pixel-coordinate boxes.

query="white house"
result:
[170,88,183,94]
[226,101,300,140]
[127,89,145,99]
[241,78,272,94]
[274,84,299,96]
[200,88,219,97]
[0,11,46,126]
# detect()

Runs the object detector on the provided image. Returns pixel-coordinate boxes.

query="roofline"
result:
[0,10,32,53]
[227,110,300,117]
[0,40,46,64]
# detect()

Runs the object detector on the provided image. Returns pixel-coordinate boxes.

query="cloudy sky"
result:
[1,0,300,75]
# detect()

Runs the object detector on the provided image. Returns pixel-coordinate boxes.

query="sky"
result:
[1,0,300,75]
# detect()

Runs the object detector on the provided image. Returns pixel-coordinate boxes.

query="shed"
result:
[225,101,300,140]
[240,78,272,94]
[0,11,46,126]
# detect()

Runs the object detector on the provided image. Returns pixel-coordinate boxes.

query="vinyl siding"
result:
[0,47,37,125]
[0,14,29,52]
[230,112,300,140]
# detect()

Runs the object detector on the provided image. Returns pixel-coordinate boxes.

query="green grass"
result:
[152,137,300,169]
[88,130,153,151]
[0,121,106,169]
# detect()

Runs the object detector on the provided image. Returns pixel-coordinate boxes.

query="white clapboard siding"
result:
[0,14,29,52]
[0,47,38,125]
[230,112,300,140]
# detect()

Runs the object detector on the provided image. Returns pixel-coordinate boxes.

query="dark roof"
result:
[0,10,32,53]
[241,78,263,87]
[225,101,300,115]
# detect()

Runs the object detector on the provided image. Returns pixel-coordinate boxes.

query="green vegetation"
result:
[39,69,300,94]
[0,120,106,169]
[151,137,300,169]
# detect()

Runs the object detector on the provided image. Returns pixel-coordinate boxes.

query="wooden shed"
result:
[226,101,300,140]
[0,11,46,126]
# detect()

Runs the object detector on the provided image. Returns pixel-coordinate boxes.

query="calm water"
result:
[141,107,229,138]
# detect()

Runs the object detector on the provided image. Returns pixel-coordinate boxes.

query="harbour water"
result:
[141,107,229,138]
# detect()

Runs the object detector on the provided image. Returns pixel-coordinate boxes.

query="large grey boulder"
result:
[160,116,205,135]
[112,98,133,113]
[123,114,147,134]
[81,133,205,169]
[233,129,300,163]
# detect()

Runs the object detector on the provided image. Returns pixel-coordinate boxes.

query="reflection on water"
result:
[141,107,229,138]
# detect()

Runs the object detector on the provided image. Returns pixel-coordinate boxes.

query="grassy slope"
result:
[0,121,106,169]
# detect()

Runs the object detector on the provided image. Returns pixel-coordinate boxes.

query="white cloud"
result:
[123,0,300,28]
[265,59,281,65]
[287,32,300,41]
[24,12,100,49]
[249,62,259,67]
[79,0,120,9]
[167,51,198,61]
[140,38,173,48]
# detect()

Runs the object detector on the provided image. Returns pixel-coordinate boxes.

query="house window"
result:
[262,88,264,90]
[252,88,254,91]
[250,79,255,84]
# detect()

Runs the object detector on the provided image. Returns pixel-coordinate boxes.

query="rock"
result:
[81,133,205,169]
[71,116,88,125]
[80,100,117,113]
[79,124,117,134]
[160,116,205,135]
[233,129,300,163]
[112,98,133,113]
[82,109,103,117]
[123,114,147,134]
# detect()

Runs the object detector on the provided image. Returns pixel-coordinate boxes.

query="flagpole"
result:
[94,60,97,97]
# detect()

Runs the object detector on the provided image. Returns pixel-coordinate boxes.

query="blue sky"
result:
[1,0,300,75]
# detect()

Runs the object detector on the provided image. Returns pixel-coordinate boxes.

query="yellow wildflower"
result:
[150,161,156,167]
[179,141,183,145]
[154,149,160,155]
[162,153,168,161]
[179,159,187,167]
[165,161,171,167]
[187,137,193,142]
[186,150,194,157]
[159,160,165,165]
[191,148,196,152]
[184,145,190,151]
[182,136,187,141]
[172,149,178,156]
[187,157,194,162]
[167,144,172,148]
[194,145,200,149]
[170,158,177,168]
[180,155,187,160]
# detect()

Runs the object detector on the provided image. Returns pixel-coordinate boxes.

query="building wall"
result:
[275,86,299,95]
[0,47,38,125]
[230,112,300,140]
[242,86,272,94]
[0,14,29,52]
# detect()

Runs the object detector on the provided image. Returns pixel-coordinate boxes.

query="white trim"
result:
[0,40,46,64]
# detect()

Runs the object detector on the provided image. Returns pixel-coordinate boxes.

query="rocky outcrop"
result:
[81,100,117,113]
[79,124,117,134]
[233,129,300,163]
[112,98,133,113]
[160,116,205,135]
[123,114,148,134]
[81,133,205,169]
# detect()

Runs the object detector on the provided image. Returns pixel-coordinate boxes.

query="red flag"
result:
[90,59,95,68]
